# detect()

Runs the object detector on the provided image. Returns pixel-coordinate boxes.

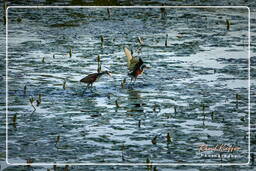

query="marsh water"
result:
[0,5,252,169]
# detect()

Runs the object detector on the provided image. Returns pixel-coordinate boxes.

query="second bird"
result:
[80,71,112,92]
[124,47,148,83]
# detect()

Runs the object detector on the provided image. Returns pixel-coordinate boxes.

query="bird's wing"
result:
[124,47,133,63]
[80,73,97,83]
[124,47,139,71]
[129,58,140,71]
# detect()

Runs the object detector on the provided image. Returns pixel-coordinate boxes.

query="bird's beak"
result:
[108,72,112,77]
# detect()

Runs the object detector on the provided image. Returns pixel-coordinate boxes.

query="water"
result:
[0,4,254,171]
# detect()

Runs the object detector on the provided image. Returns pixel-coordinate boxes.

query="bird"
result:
[80,71,111,92]
[124,47,148,83]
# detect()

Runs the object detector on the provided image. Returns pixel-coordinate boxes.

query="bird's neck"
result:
[98,72,106,77]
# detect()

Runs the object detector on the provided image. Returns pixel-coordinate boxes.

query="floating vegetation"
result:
[100,35,104,47]
[151,135,157,145]
[236,93,240,109]
[55,135,60,146]
[165,34,168,47]
[90,113,101,117]
[121,144,125,161]
[64,165,69,171]
[50,21,79,27]
[174,106,177,115]
[115,100,120,108]
[26,158,33,167]
[166,133,172,144]
[240,117,245,122]
[36,94,42,106]
[23,85,27,95]
[226,19,230,30]
[160,4,167,19]
[12,114,17,128]
[69,48,72,58]
[137,36,143,45]
[3,1,7,25]
[17,17,22,22]
[201,103,207,114]
[38,94,42,102]
[211,111,214,120]
[153,103,160,112]
[107,93,111,99]
[53,164,57,170]
[97,64,102,73]
[153,166,158,171]
[251,153,255,166]
[63,80,67,90]
[121,78,126,88]
[107,8,111,18]
[153,104,156,112]
[138,120,141,128]
[146,158,152,170]
[97,55,101,63]
[97,55,101,73]
[29,97,36,111]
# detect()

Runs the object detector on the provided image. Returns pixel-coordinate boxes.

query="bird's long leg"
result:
[129,77,133,85]
[132,77,137,87]
[90,83,93,92]
[83,84,90,94]
[128,77,135,88]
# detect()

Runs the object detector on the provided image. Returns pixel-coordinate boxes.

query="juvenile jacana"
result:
[124,47,148,82]
[80,71,111,91]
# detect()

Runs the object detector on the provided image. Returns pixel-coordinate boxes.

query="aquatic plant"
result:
[121,78,126,88]
[146,158,152,170]
[165,34,168,47]
[63,80,67,90]
[167,133,172,144]
[115,100,120,108]
[100,35,104,47]
[151,135,157,145]
[69,48,72,57]
[137,36,143,45]
[29,97,36,111]
[226,19,230,30]
[23,85,27,95]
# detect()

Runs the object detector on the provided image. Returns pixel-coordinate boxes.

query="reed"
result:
[100,35,104,47]
[226,19,230,30]
[167,133,172,144]
[165,34,168,47]
[115,100,120,108]
[29,97,36,111]
[69,48,72,57]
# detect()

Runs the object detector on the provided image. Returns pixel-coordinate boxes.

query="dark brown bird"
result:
[80,71,111,91]
[124,47,148,82]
